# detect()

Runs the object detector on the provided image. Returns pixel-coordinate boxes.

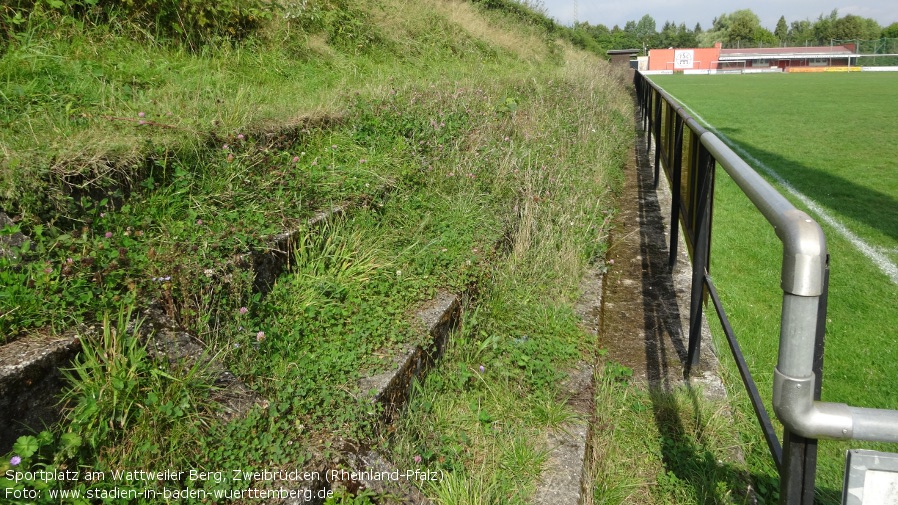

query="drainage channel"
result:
[588,107,753,502]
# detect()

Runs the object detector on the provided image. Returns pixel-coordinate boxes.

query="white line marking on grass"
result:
[660,89,898,285]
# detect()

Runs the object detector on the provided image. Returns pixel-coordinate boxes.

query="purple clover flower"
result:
[10,456,21,466]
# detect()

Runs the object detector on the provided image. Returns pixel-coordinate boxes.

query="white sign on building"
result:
[674,50,695,69]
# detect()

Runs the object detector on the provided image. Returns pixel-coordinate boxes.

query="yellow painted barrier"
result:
[786,66,861,73]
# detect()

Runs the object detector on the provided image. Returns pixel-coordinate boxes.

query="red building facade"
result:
[647,42,857,72]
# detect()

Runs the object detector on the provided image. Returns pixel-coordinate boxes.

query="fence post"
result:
[653,96,662,183]
[664,115,685,266]
[685,145,715,373]
[779,256,828,504]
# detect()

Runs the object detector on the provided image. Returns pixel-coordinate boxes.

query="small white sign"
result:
[844,450,898,505]
[674,50,695,69]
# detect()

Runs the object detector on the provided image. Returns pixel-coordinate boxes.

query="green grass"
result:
[0,1,639,503]
[590,364,757,505]
[648,72,898,503]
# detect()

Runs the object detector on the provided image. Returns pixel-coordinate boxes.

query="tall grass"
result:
[1,1,639,503]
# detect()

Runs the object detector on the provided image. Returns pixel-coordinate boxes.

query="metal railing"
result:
[633,70,898,504]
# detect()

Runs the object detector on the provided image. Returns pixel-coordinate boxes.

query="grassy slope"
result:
[649,73,898,502]
[0,2,658,504]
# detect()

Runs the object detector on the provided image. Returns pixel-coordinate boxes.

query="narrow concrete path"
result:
[599,120,720,390]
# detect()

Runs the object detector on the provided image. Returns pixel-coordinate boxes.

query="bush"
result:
[100,0,271,48]
[1,0,272,50]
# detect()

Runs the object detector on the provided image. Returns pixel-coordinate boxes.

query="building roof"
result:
[606,49,641,55]
[719,45,857,61]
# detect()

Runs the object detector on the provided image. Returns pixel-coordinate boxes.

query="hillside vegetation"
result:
[1,1,640,503]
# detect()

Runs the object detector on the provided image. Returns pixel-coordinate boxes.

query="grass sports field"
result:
[648,72,898,503]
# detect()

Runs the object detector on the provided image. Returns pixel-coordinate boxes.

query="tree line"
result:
[564,9,898,53]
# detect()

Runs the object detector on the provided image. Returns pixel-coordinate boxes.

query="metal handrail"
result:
[634,70,898,504]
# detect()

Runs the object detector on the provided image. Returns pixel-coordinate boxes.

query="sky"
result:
[537,0,897,32]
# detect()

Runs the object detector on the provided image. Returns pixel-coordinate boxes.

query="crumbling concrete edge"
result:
[282,290,461,505]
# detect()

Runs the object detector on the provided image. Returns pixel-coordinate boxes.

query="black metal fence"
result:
[633,70,827,504]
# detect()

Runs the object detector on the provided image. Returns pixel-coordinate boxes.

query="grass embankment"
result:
[649,73,898,503]
[0,1,650,503]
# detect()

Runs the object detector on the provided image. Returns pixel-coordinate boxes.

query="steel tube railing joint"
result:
[774,369,898,443]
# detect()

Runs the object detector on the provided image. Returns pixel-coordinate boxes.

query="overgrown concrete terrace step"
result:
[139,303,269,422]
[530,264,606,505]
[280,290,461,505]
[0,331,81,452]
[0,188,393,450]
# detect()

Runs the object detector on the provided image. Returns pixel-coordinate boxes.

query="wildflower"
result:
[256,331,266,342]
[396,270,402,276]
[239,307,249,315]
[105,231,113,238]
[413,455,422,464]
[10,456,21,466]
[331,144,337,149]
[100,212,106,218]
[292,156,300,163]
[223,144,229,150]
[237,134,245,140]
[66,258,74,265]
[227,153,234,163]
[196,219,203,226]
[138,112,146,118]
[359,158,367,164]
[608,259,615,265]
[479,365,485,373]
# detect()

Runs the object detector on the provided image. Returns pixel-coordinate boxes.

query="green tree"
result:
[789,19,815,45]
[677,22,697,47]
[813,9,839,43]
[612,23,639,49]
[755,27,778,46]
[658,20,676,47]
[728,9,762,45]
[883,22,898,39]
[698,9,766,47]
[832,14,881,40]
[775,15,788,43]
[635,14,657,48]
